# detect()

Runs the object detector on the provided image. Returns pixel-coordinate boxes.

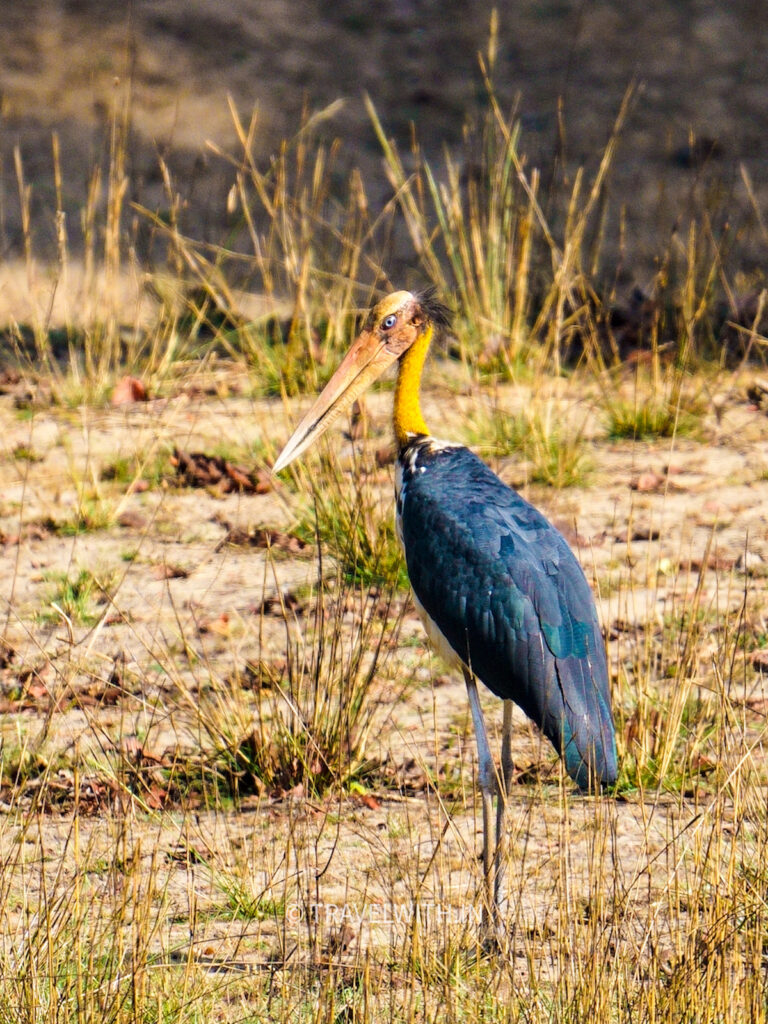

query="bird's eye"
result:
[381,313,397,330]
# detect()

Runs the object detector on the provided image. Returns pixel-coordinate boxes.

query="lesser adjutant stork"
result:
[273,289,617,938]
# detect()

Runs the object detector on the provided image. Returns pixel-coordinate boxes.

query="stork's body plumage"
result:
[396,436,616,790]
[273,289,617,940]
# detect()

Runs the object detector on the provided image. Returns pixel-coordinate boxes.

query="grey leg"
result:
[463,668,498,938]
[494,700,515,911]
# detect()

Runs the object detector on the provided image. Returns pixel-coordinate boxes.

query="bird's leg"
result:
[463,668,498,940]
[493,700,515,913]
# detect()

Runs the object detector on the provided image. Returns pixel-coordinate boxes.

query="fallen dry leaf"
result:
[618,524,661,542]
[608,619,651,639]
[117,510,148,530]
[198,613,231,637]
[152,563,190,580]
[220,526,309,554]
[0,368,22,392]
[748,649,768,672]
[325,923,356,955]
[172,448,272,494]
[252,468,274,494]
[145,784,170,809]
[166,843,209,865]
[0,641,15,669]
[1,520,55,545]
[236,658,286,690]
[257,590,303,616]
[631,471,665,493]
[111,376,148,405]
[76,681,124,707]
[116,736,172,769]
[355,793,381,811]
[270,782,305,802]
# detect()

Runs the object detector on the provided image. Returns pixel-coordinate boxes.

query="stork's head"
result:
[272,289,450,473]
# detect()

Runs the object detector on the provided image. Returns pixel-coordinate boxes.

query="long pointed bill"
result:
[272,329,398,473]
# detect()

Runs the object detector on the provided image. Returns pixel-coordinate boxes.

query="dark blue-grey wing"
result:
[400,446,616,790]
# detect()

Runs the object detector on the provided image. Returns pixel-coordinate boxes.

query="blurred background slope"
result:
[1,0,767,284]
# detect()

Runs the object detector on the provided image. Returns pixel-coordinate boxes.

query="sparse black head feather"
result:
[415,287,452,331]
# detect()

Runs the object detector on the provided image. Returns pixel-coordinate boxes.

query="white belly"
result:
[411,589,465,672]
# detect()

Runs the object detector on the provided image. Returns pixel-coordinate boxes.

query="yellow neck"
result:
[393,324,432,447]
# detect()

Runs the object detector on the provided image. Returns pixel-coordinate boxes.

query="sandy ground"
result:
[1,366,768,973]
